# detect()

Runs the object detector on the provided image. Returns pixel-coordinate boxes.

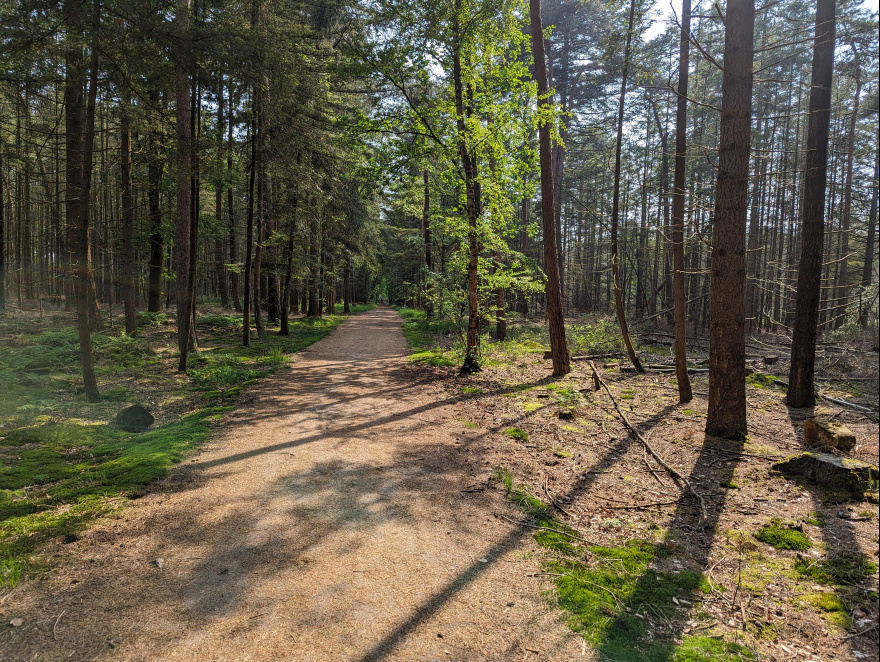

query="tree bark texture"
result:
[706,0,754,438]
[530,0,570,376]
[787,0,836,408]
[671,0,693,402]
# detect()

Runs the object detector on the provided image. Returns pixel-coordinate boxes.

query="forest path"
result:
[2,306,583,661]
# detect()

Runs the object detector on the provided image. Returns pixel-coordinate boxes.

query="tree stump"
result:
[115,405,155,433]
[803,418,857,452]
[774,452,877,501]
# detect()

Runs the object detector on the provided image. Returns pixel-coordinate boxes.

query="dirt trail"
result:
[1,307,582,661]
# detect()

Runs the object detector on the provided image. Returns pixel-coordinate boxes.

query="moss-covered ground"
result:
[0,303,372,586]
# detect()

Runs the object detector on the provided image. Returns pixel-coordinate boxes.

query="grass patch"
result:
[397,308,459,367]
[494,467,752,661]
[754,518,811,550]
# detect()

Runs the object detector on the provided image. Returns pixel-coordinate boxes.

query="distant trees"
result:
[0,0,876,396]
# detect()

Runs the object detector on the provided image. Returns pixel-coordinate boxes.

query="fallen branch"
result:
[772,379,877,414]
[589,361,708,519]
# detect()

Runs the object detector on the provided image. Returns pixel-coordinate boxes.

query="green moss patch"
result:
[803,592,851,629]
[503,427,529,442]
[754,519,811,550]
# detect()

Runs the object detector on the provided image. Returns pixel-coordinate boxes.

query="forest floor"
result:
[399,309,880,661]
[0,306,585,661]
[0,305,878,661]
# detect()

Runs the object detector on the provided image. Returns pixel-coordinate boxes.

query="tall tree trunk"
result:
[147,89,163,312]
[0,146,5,312]
[670,0,693,402]
[215,78,229,309]
[422,168,433,317]
[452,6,481,374]
[609,0,643,373]
[242,117,257,346]
[706,0,754,438]
[833,71,861,327]
[343,255,351,314]
[120,98,136,335]
[228,92,242,312]
[253,91,265,335]
[860,124,878,294]
[787,0,836,408]
[530,0,570,376]
[65,0,101,401]
[279,191,298,336]
[174,0,194,372]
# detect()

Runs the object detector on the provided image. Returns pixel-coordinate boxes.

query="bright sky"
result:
[644,0,880,42]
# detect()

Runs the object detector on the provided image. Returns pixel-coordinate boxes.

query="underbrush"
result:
[395,308,628,369]
[0,305,371,587]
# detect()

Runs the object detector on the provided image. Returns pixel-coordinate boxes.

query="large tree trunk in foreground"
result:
[671,0,693,402]
[787,0,836,408]
[609,0,643,374]
[530,0,570,376]
[706,0,754,438]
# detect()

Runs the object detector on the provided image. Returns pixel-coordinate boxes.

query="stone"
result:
[803,418,857,452]
[115,405,154,433]
[774,452,877,501]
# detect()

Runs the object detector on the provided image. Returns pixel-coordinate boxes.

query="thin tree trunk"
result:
[147,89,163,312]
[706,0,754,438]
[452,5,481,374]
[279,191,298,336]
[788,0,836,407]
[228,90,241,312]
[833,72,861,327]
[422,168,433,317]
[175,0,194,372]
[670,0,693,402]
[120,97,136,334]
[216,78,229,309]
[609,0,643,373]
[243,117,256,346]
[65,0,100,401]
[530,0,570,376]
[861,124,878,292]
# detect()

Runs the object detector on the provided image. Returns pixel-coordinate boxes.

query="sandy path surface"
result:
[1,307,583,661]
